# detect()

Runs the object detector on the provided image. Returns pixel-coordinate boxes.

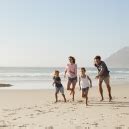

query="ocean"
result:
[0,67,129,89]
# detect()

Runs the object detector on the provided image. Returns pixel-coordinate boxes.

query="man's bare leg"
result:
[99,81,104,101]
[106,84,112,102]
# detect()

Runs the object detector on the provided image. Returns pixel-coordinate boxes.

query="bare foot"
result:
[109,97,112,102]
[100,98,104,101]
[70,91,73,95]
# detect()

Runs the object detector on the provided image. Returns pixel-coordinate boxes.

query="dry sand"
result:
[0,84,129,129]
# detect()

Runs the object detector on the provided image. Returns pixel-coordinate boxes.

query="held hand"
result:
[69,70,75,74]
[79,85,81,90]
[95,76,99,79]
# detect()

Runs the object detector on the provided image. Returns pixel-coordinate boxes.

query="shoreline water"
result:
[0,67,129,90]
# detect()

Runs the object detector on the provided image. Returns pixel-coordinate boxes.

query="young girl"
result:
[64,56,77,101]
[53,70,66,103]
[79,68,92,106]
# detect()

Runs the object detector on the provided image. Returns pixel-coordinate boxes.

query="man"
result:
[94,56,112,102]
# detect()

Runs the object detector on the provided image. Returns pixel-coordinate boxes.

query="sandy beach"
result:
[0,84,129,129]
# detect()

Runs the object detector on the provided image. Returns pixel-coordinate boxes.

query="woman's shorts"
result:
[68,77,77,83]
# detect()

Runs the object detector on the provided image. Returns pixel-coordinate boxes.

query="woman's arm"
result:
[79,76,81,90]
[64,65,68,78]
[64,70,67,78]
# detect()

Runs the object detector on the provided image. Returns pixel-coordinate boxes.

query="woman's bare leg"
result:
[67,80,73,95]
[71,80,77,101]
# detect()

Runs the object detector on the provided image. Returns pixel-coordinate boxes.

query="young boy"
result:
[79,68,92,106]
[53,70,66,103]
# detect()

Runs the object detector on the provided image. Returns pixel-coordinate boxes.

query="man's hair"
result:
[94,56,101,60]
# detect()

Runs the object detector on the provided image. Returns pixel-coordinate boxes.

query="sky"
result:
[0,0,129,67]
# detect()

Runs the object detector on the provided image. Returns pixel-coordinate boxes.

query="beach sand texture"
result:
[0,85,129,129]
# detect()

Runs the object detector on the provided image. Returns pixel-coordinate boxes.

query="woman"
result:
[64,56,77,101]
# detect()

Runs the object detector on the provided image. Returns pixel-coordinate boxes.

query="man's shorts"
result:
[99,75,110,85]
[55,86,64,94]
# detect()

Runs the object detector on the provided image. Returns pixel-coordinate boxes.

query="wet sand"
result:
[0,84,129,129]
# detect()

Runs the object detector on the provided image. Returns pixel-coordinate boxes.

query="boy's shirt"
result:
[53,76,63,88]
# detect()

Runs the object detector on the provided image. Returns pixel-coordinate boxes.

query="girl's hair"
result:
[69,56,76,64]
[81,67,86,72]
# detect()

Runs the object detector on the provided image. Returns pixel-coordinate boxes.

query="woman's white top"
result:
[80,75,90,88]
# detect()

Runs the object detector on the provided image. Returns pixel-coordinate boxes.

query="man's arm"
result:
[98,67,105,76]
[96,63,106,78]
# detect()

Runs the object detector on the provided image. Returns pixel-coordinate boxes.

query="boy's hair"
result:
[54,70,59,76]
[69,56,76,64]
[81,67,86,72]
[94,56,101,60]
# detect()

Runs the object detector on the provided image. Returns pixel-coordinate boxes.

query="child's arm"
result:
[79,76,81,90]
[87,76,92,88]
[52,77,55,86]
[52,82,55,86]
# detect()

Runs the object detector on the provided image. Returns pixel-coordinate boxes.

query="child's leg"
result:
[62,94,66,102]
[55,93,58,102]
[60,87,66,102]
[82,89,86,98]
[85,88,89,106]
[55,88,59,102]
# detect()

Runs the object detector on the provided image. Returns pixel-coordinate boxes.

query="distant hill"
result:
[105,46,129,68]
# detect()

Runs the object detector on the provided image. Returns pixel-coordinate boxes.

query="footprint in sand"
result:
[92,122,99,127]
[12,117,21,121]
[45,126,54,129]
[75,126,83,129]
[0,120,9,128]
